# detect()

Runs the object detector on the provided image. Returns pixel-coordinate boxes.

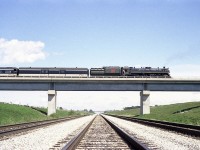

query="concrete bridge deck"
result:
[0,77,200,91]
[1,76,200,115]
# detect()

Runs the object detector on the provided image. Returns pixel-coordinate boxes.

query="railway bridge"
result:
[1,77,200,115]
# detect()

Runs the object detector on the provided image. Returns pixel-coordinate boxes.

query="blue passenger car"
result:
[0,67,18,76]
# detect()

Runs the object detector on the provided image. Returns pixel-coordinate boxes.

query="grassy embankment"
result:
[0,102,91,126]
[105,102,200,125]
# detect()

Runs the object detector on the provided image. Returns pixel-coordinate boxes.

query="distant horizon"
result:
[1,99,200,112]
[1,91,200,111]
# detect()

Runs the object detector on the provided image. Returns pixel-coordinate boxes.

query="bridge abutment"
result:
[140,90,150,115]
[48,90,57,116]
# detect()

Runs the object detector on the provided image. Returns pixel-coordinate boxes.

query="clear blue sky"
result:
[1,0,200,72]
[1,0,200,110]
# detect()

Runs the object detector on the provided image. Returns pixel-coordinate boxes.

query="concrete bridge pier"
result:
[48,90,57,116]
[140,90,150,115]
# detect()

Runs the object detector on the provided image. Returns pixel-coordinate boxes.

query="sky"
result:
[0,0,200,111]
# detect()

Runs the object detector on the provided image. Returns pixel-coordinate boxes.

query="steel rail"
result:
[61,116,96,150]
[0,116,79,129]
[107,114,200,137]
[62,115,149,150]
[0,116,84,138]
[102,115,150,150]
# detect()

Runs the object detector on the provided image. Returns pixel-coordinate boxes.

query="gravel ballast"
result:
[104,115,200,150]
[0,115,95,150]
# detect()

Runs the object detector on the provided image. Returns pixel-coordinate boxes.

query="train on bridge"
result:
[0,66,170,78]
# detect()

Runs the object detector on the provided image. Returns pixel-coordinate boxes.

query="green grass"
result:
[0,102,91,126]
[105,108,139,117]
[50,109,90,118]
[105,101,200,125]
[0,103,47,125]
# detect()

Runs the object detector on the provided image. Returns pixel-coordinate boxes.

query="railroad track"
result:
[0,116,84,139]
[107,114,200,137]
[57,115,149,150]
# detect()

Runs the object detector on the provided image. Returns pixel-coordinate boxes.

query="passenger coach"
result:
[18,67,89,77]
[0,67,18,76]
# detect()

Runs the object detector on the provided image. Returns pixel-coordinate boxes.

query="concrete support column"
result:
[48,90,57,116]
[140,90,150,115]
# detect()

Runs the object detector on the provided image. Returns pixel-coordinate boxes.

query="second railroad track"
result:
[0,116,84,139]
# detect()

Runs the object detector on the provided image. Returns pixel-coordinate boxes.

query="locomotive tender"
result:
[0,66,170,78]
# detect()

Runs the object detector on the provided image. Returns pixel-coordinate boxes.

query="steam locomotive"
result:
[0,66,170,78]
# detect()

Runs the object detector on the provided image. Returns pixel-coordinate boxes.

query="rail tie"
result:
[61,115,149,150]
[102,115,150,150]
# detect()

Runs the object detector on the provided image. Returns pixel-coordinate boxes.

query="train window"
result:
[41,70,49,74]
[5,70,11,74]
[60,70,65,74]
[49,70,59,74]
